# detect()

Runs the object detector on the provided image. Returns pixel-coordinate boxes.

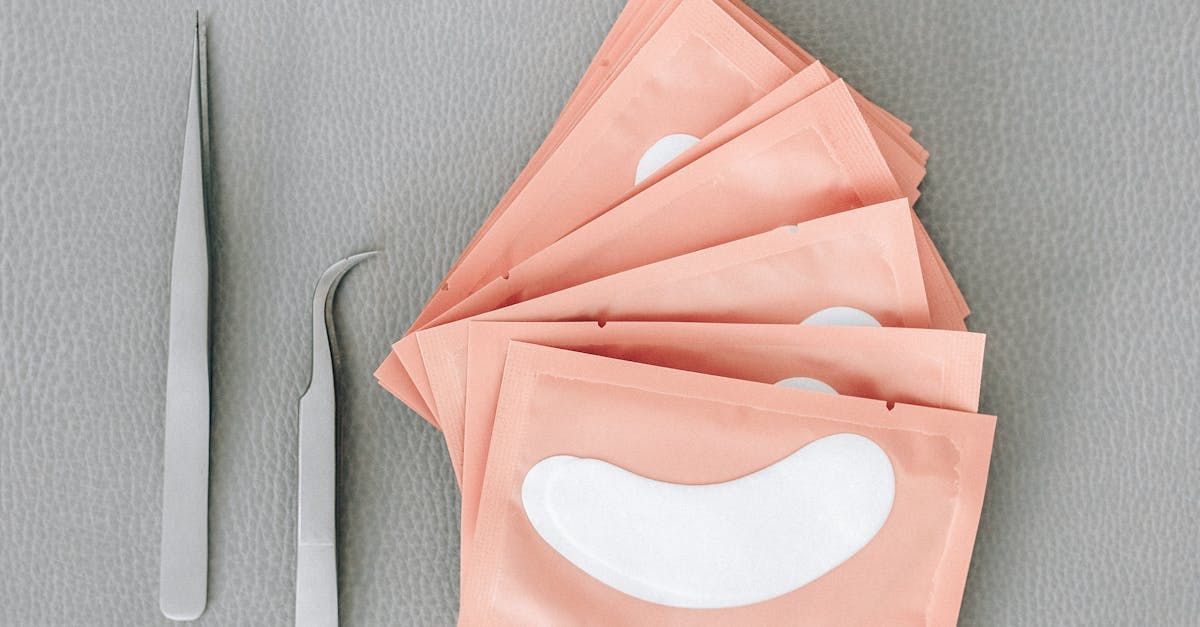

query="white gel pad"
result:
[521,433,896,608]
[635,133,700,184]
[801,306,882,327]
[775,377,838,394]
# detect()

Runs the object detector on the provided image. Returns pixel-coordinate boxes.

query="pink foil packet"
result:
[406,0,948,334]
[427,80,944,329]
[460,343,994,625]
[455,322,986,576]
[395,200,934,458]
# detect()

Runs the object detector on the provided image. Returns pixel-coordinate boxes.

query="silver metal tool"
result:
[160,13,211,622]
[296,252,376,627]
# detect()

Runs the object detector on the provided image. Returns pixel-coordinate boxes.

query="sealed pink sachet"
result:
[396,200,932,436]
[428,80,908,326]
[425,81,965,333]
[460,343,994,625]
[454,322,986,574]
[406,0,954,334]
[377,0,971,428]
[368,1,996,622]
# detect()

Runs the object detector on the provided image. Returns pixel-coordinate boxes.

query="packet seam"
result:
[423,329,467,480]
[464,342,537,619]
[815,82,905,204]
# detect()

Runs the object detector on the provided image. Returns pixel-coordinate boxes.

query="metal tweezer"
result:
[160,12,211,622]
[296,252,376,627]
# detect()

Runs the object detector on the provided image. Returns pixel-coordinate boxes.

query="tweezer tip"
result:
[338,251,379,269]
[315,251,378,290]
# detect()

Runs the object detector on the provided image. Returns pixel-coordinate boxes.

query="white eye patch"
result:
[775,377,839,395]
[635,133,700,185]
[801,306,882,327]
[521,433,895,609]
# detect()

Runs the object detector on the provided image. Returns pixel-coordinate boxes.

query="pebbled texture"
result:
[0,0,1197,625]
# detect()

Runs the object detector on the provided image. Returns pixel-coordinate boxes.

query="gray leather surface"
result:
[2,0,1197,624]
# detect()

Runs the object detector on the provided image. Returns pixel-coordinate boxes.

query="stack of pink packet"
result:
[379,0,994,623]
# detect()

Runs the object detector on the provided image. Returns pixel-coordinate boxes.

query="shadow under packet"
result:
[395,199,938,479]
[459,342,995,625]
[454,321,987,580]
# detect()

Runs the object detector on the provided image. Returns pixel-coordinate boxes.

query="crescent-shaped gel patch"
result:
[522,433,895,608]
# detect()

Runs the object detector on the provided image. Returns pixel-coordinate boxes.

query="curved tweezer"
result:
[160,13,211,622]
[295,252,376,627]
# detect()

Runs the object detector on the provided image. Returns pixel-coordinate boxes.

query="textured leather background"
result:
[2,0,1198,624]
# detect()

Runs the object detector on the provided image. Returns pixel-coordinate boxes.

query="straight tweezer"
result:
[160,13,211,622]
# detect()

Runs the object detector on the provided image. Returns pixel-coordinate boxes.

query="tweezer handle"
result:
[160,383,210,620]
[296,375,337,626]
[296,543,338,627]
